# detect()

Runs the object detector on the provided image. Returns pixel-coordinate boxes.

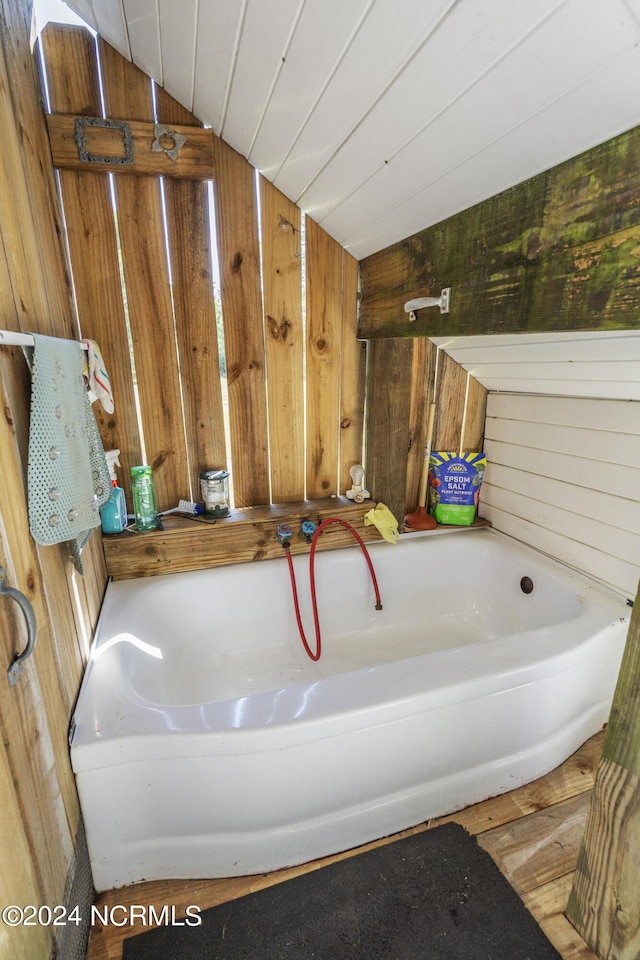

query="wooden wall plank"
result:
[103,498,383,579]
[213,137,270,506]
[567,588,640,960]
[0,382,77,907]
[433,351,469,452]
[0,0,73,339]
[364,338,414,526]
[359,126,640,338]
[100,38,190,511]
[339,250,366,495]
[260,178,304,502]
[0,13,62,336]
[404,338,434,516]
[305,217,343,499]
[0,733,49,960]
[156,85,227,496]
[46,113,215,179]
[41,24,142,504]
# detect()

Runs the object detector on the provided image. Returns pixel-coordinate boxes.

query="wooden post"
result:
[364,338,414,528]
[566,581,640,959]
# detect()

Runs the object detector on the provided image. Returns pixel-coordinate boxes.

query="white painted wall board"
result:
[479,503,640,599]
[484,439,640,501]
[482,393,640,598]
[122,0,162,83]
[485,419,640,468]
[481,484,640,562]
[441,336,640,366]
[469,361,640,383]
[486,394,640,435]
[433,332,638,351]
[472,380,640,401]
[486,463,640,535]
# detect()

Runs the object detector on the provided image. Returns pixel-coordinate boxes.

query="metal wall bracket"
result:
[74,117,134,165]
[151,123,187,161]
[1,567,38,686]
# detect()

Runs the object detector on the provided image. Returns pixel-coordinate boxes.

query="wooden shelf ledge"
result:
[102,497,490,580]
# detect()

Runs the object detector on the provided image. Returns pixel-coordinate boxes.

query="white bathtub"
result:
[71,528,630,892]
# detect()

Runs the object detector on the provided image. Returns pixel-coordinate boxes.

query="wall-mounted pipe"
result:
[1,567,37,686]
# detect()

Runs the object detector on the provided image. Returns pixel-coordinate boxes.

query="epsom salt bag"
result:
[428,452,486,526]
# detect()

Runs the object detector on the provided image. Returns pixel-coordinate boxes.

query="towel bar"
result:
[0,329,89,349]
[1,567,38,686]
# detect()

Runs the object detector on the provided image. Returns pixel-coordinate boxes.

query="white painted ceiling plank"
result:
[122,0,162,83]
[55,0,97,30]
[329,0,640,252]
[247,0,373,179]
[298,0,564,221]
[433,332,640,350]
[158,0,197,111]
[91,0,131,60]
[478,379,640,400]
[470,361,640,381]
[272,0,457,202]
[221,0,301,157]
[192,0,245,134]
[444,338,640,364]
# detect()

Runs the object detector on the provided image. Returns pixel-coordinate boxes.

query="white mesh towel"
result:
[27,335,112,552]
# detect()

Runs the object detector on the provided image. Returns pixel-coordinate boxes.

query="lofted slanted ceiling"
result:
[52,0,640,401]
[59,0,640,262]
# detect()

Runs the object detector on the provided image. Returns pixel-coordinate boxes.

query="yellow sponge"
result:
[364,502,400,544]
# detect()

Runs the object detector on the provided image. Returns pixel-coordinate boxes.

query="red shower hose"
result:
[284,518,383,662]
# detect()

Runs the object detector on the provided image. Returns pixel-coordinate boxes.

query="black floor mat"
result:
[122,822,562,959]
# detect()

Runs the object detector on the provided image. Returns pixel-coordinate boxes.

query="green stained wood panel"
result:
[359,126,640,338]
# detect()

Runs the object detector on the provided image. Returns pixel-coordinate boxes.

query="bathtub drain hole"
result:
[520,576,534,594]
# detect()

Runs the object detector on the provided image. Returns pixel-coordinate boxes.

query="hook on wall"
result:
[404,287,451,320]
[1,567,37,686]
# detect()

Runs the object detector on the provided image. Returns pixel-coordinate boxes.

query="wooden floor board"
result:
[85,731,605,960]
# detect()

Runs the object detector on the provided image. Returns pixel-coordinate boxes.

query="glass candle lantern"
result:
[199,469,230,518]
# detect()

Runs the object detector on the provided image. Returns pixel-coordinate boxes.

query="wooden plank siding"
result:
[39,24,142,507]
[99,39,191,512]
[260,177,304,503]
[481,393,640,598]
[305,217,344,499]
[339,251,366,495]
[155,85,228,497]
